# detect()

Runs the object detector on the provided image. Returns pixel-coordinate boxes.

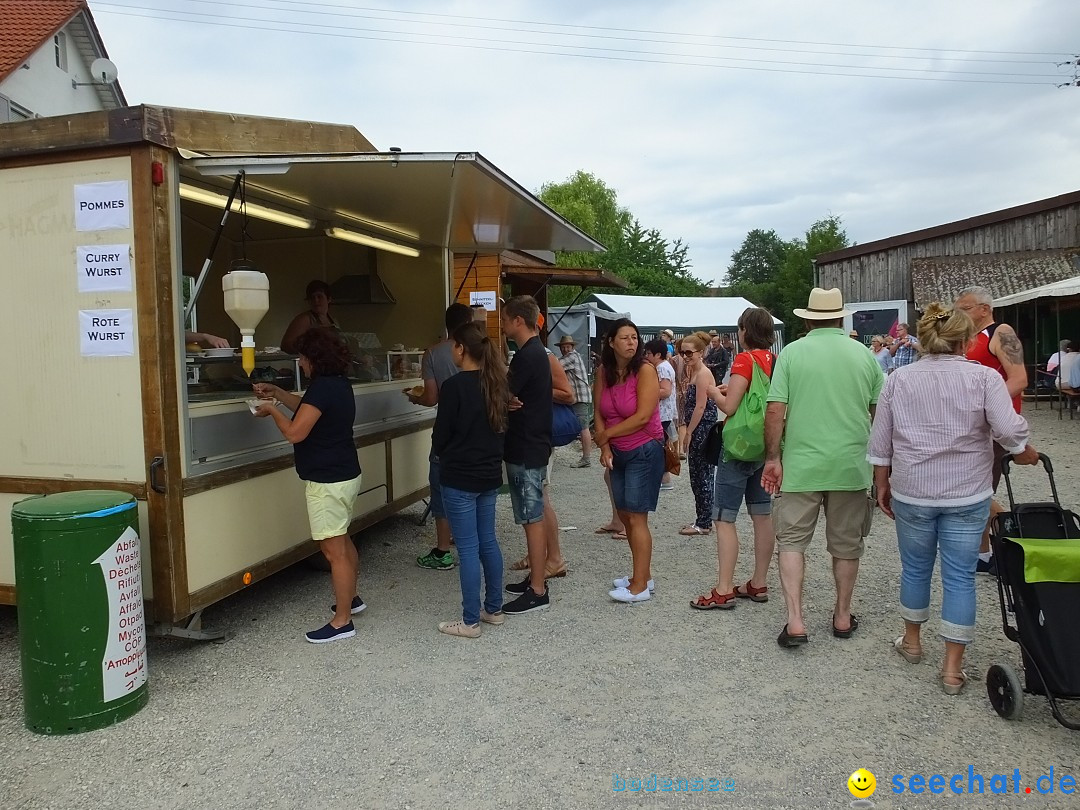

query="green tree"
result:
[723,217,851,339]
[538,171,707,305]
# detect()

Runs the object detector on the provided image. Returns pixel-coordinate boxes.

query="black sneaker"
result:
[505,575,531,594]
[502,586,550,614]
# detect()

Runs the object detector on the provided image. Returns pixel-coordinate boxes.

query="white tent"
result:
[994,276,1080,307]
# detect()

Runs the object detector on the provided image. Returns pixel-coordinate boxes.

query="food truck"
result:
[0,105,603,637]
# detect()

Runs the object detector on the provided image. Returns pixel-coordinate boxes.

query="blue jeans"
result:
[893,498,991,644]
[428,452,445,519]
[442,485,503,624]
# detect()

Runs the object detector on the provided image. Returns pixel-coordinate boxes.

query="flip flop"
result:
[594,526,621,535]
[832,614,860,638]
[678,525,709,536]
[777,624,809,648]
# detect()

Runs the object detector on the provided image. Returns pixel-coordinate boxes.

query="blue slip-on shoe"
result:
[305,621,355,643]
[330,596,366,615]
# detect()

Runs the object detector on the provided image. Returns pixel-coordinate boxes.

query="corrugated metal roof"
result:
[911,249,1080,309]
[818,190,1080,265]
[0,0,82,82]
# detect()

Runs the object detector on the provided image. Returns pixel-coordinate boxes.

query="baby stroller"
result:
[987,453,1080,729]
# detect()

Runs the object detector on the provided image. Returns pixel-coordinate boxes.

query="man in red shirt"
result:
[954,286,1027,573]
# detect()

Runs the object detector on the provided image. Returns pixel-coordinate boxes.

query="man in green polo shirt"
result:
[761,288,885,648]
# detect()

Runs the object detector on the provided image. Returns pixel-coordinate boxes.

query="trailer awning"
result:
[182,152,605,255]
[502,266,628,288]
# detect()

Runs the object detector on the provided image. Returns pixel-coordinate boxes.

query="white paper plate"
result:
[204,348,236,358]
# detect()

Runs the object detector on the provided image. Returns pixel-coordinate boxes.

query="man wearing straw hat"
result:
[556,334,594,467]
[761,288,884,648]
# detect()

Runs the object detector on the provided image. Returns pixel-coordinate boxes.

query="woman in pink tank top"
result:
[593,318,664,603]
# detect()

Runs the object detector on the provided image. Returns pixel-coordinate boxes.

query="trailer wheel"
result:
[986,663,1024,720]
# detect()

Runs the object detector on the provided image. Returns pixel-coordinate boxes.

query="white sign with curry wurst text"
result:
[77,245,132,292]
[80,309,134,357]
[74,180,131,231]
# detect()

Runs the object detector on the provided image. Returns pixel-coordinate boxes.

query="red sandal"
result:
[690,588,736,610]
[733,579,768,603]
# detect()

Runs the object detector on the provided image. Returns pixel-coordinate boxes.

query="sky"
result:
[88,0,1080,286]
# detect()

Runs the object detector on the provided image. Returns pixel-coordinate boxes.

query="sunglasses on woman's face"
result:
[680,349,698,357]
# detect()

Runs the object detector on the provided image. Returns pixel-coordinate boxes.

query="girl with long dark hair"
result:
[433,322,509,637]
[592,318,664,603]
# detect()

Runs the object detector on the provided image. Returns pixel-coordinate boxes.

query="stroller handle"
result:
[1001,452,1059,511]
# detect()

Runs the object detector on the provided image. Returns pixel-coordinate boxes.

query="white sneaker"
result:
[613,576,655,592]
[609,586,652,603]
[438,620,481,638]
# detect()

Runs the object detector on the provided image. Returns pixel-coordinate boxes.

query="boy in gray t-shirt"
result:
[406,303,474,570]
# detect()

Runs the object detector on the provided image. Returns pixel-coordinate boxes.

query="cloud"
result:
[91,0,1080,283]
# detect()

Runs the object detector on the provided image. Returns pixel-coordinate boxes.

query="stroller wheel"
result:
[986,663,1024,720]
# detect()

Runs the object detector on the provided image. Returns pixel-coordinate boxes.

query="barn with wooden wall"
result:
[815,190,1080,308]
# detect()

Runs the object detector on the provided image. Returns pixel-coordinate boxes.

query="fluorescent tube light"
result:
[325,227,420,258]
[179,184,316,230]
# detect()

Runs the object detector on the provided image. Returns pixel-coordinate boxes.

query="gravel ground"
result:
[2,404,1079,810]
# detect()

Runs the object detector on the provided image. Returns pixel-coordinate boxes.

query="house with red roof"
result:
[0,0,125,122]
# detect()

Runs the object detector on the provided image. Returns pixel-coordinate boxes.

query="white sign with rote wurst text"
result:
[77,245,132,292]
[74,181,131,231]
[80,309,134,356]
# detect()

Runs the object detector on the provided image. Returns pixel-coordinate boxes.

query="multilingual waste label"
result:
[74,181,131,232]
[93,526,147,702]
[76,244,132,292]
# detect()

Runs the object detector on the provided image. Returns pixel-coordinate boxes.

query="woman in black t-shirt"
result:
[253,329,363,644]
[432,322,508,638]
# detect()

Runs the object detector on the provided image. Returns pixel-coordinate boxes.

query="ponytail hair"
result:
[452,322,508,433]
[916,302,975,356]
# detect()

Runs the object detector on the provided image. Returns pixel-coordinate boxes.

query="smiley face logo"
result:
[847,768,877,799]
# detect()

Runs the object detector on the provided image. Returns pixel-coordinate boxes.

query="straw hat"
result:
[793,287,853,320]
[556,334,576,346]
[660,329,674,338]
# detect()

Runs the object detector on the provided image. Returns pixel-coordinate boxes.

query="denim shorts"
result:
[610,441,665,514]
[712,457,771,523]
[505,462,547,525]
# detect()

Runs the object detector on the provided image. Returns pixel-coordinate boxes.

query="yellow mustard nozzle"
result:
[242,346,255,377]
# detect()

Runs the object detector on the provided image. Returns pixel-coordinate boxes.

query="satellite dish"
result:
[89,57,118,85]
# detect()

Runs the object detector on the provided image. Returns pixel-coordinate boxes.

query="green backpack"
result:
[723,354,771,463]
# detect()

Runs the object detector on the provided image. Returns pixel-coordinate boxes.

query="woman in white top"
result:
[868,304,1038,695]
[870,335,892,374]
[644,338,677,490]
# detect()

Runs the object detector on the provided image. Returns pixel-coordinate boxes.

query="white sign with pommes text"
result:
[74,180,131,231]
[77,245,132,292]
[470,290,497,311]
[80,309,134,356]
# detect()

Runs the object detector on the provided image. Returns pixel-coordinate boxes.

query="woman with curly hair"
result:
[592,318,664,602]
[253,328,363,643]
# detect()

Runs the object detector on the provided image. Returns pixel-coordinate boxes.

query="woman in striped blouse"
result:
[868,303,1038,695]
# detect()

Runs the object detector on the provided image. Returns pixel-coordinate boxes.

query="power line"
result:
[98,0,1066,66]
[92,3,1063,85]
[253,0,1075,58]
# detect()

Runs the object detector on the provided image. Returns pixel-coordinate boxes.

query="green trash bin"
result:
[12,490,149,735]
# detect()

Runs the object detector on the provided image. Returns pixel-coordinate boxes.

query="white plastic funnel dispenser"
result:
[222,267,269,376]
